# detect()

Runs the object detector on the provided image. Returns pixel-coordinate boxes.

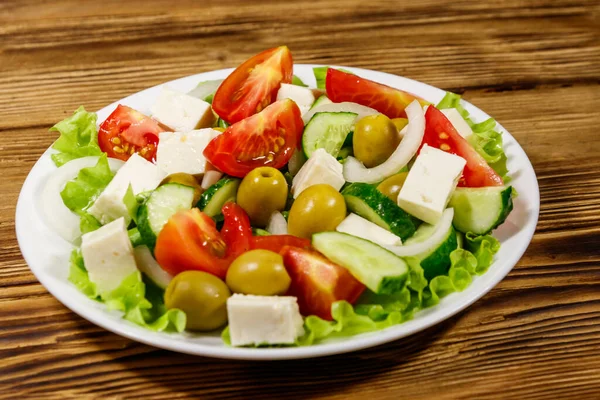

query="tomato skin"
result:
[203,99,303,177]
[281,246,365,320]
[98,105,168,162]
[212,46,293,124]
[250,235,311,254]
[422,106,503,187]
[325,68,427,119]
[155,208,229,278]
[220,202,252,259]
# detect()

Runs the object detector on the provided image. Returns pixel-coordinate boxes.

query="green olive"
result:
[226,249,291,295]
[237,167,288,227]
[376,172,409,202]
[353,114,401,168]
[391,118,409,133]
[165,271,231,331]
[288,184,347,239]
[160,173,204,205]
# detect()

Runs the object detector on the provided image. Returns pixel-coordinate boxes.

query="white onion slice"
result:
[187,79,223,100]
[385,208,454,257]
[287,149,307,177]
[266,211,288,235]
[343,100,425,184]
[201,170,223,189]
[40,156,124,243]
[302,102,379,125]
[133,245,173,289]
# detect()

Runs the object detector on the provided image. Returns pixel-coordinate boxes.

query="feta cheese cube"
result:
[87,153,166,225]
[336,213,402,246]
[227,294,305,347]
[441,108,473,138]
[292,148,345,198]
[397,145,466,225]
[276,83,316,115]
[156,128,221,175]
[81,217,138,294]
[151,86,215,132]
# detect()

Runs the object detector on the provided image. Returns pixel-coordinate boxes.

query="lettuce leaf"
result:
[292,75,308,87]
[60,154,114,234]
[465,232,501,274]
[437,92,510,182]
[51,106,103,167]
[67,248,186,332]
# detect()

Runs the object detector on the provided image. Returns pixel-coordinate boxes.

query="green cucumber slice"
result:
[386,208,458,280]
[198,177,241,217]
[342,183,419,241]
[449,186,514,234]
[310,94,333,110]
[312,231,409,295]
[137,183,195,250]
[302,112,357,159]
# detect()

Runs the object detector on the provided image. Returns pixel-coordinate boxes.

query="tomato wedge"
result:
[155,208,229,278]
[98,104,168,162]
[212,46,293,124]
[220,202,252,259]
[281,246,365,320]
[422,106,503,187]
[203,99,303,177]
[325,68,427,119]
[250,235,312,254]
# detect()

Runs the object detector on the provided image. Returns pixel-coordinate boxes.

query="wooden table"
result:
[2,0,599,398]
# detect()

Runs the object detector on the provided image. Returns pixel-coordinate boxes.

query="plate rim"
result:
[15,64,540,360]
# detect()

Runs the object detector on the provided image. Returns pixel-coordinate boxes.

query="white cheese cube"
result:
[397,145,466,225]
[81,217,138,295]
[441,108,473,138]
[336,213,402,246]
[227,294,305,347]
[276,83,316,115]
[151,86,215,132]
[87,153,166,225]
[291,148,345,198]
[156,128,221,175]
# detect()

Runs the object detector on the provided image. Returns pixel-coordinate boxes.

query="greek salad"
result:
[44,46,513,347]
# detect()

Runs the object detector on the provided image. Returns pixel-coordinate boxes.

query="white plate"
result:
[15,65,540,360]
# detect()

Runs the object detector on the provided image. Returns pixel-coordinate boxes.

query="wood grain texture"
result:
[1,0,599,398]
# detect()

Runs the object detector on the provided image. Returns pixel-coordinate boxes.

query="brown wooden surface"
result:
[1,0,600,398]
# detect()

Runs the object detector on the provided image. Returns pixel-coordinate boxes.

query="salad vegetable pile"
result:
[43,46,514,347]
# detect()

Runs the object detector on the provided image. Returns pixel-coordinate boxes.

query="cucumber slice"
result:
[302,112,357,159]
[133,245,173,289]
[392,208,458,280]
[137,183,195,250]
[313,232,409,295]
[342,183,419,241]
[449,186,514,234]
[310,94,332,110]
[198,177,241,217]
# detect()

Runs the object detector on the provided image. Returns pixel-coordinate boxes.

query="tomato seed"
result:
[113,146,125,154]
[440,144,451,151]
[111,137,121,145]
[439,132,449,139]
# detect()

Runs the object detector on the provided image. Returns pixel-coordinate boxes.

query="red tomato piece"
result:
[249,235,312,253]
[422,106,503,187]
[281,246,366,320]
[325,68,427,119]
[203,99,303,177]
[98,104,168,162]
[220,202,252,260]
[212,46,293,123]
[155,208,229,278]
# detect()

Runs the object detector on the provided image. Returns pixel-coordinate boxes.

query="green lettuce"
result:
[60,154,114,234]
[51,106,103,167]
[437,92,510,182]
[68,248,186,332]
[292,75,308,87]
[465,232,501,274]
